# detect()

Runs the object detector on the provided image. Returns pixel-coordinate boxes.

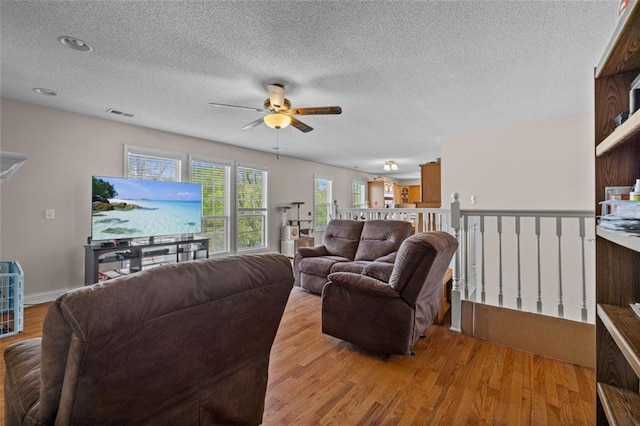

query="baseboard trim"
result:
[461,301,595,368]
[24,286,80,306]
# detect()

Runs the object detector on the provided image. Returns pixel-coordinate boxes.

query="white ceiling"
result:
[0,1,619,180]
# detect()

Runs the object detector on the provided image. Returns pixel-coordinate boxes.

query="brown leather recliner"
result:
[4,253,293,426]
[321,231,458,356]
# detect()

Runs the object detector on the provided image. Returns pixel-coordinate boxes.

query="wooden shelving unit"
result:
[598,304,640,377]
[595,1,640,423]
[597,383,640,425]
[596,110,640,156]
[596,226,640,252]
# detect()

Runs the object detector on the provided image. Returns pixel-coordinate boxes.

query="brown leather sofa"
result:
[293,219,412,293]
[321,231,457,356]
[4,253,293,426]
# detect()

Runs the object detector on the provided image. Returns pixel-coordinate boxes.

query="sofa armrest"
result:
[326,272,399,298]
[4,339,43,424]
[293,245,329,287]
[296,245,328,258]
[373,252,397,263]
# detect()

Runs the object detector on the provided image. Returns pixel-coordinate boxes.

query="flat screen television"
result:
[91,176,202,242]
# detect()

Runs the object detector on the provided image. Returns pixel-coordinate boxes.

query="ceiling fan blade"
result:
[290,117,313,133]
[242,117,264,130]
[288,106,342,115]
[209,102,264,113]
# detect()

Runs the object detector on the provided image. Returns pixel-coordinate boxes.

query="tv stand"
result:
[84,236,209,285]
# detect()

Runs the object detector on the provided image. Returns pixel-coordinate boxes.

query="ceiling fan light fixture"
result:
[264,113,291,129]
[384,160,398,171]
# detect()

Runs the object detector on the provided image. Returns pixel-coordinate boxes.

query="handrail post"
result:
[450,193,462,332]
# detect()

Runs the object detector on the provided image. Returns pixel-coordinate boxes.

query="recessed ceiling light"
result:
[33,88,57,96]
[57,35,92,52]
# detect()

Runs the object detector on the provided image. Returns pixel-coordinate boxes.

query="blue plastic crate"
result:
[0,261,24,337]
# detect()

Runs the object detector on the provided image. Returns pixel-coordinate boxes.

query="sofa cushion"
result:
[363,261,395,283]
[354,220,412,261]
[299,255,351,277]
[322,220,364,260]
[330,260,370,274]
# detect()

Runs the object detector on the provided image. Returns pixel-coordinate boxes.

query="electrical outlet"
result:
[45,209,55,220]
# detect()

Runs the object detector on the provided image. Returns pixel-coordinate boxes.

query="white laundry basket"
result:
[0,261,24,337]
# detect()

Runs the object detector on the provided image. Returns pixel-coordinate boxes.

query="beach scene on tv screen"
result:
[92,176,202,241]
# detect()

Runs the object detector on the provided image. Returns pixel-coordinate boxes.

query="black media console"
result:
[84,237,209,285]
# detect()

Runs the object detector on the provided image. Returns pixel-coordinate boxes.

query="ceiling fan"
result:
[208,84,342,133]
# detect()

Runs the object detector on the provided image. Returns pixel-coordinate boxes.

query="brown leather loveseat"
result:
[293,219,412,293]
[4,253,293,426]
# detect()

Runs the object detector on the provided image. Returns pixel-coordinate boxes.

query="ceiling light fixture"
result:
[264,113,292,129]
[33,88,57,96]
[58,35,92,52]
[384,160,398,171]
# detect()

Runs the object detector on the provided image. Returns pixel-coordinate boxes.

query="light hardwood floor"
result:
[1,288,595,424]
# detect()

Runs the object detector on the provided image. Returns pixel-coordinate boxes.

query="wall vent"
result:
[106,108,135,118]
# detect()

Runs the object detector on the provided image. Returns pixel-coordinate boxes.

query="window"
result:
[352,181,366,208]
[314,175,332,231]
[236,164,268,252]
[190,157,231,255]
[125,146,184,181]
[125,146,270,255]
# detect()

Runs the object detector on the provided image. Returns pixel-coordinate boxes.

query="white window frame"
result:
[236,162,268,253]
[124,145,187,181]
[189,155,232,256]
[314,174,333,231]
[352,180,367,208]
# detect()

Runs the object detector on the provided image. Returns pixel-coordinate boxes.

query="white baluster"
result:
[580,217,587,322]
[498,216,503,307]
[480,215,486,304]
[536,216,542,313]
[516,216,522,310]
[556,217,564,318]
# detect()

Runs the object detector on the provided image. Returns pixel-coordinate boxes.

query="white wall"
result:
[442,113,594,210]
[0,99,370,300]
[441,113,596,322]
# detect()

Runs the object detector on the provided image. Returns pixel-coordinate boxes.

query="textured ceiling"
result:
[0,1,619,179]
